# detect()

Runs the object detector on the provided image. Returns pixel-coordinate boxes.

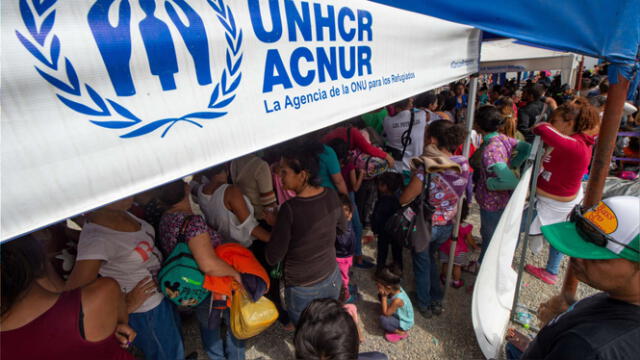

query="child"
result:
[294,299,388,360]
[375,267,414,343]
[371,172,403,274]
[439,201,479,288]
[336,194,356,303]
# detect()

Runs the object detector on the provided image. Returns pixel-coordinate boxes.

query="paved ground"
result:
[174,200,597,360]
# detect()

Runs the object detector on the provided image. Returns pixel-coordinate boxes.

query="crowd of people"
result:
[2,68,639,360]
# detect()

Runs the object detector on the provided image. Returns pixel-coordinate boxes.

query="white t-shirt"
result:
[197,184,258,248]
[383,109,427,172]
[76,213,164,313]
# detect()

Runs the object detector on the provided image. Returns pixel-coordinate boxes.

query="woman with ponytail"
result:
[524,98,601,285]
[266,144,346,326]
[399,120,471,317]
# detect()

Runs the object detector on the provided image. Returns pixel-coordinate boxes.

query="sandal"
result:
[524,264,557,285]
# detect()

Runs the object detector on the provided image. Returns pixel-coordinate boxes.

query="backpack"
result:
[158,216,210,307]
[349,149,389,179]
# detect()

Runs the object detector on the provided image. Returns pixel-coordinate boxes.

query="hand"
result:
[115,323,136,348]
[385,154,395,168]
[358,169,366,178]
[537,294,572,327]
[231,271,243,287]
[125,277,157,313]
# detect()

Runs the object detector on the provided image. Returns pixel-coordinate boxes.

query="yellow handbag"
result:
[230,288,278,339]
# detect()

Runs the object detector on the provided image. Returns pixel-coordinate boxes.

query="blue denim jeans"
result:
[128,298,184,360]
[479,208,505,264]
[546,246,564,275]
[349,192,364,257]
[412,224,452,309]
[519,206,563,275]
[285,266,341,325]
[195,297,245,360]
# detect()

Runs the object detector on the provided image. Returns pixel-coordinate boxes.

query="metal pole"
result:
[510,137,543,320]
[444,74,478,297]
[560,74,631,302]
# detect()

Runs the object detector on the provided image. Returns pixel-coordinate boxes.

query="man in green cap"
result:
[510,196,640,359]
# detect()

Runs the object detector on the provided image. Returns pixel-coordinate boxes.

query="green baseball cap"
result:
[541,196,640,262]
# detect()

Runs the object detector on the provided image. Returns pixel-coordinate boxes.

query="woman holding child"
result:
[399,120,470,317]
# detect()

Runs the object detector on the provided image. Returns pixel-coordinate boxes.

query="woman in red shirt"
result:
[524,99,600,285]
[1,235,135,359]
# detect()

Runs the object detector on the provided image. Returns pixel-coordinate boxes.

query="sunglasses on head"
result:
[570,205,639,255]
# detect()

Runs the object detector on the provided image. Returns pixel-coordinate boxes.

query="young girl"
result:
[371,172,403,274]
[439,201,479,288]
[336,194,356,303]
[375,267,414,343]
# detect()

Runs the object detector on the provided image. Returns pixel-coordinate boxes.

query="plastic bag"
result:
[230,288,278,340]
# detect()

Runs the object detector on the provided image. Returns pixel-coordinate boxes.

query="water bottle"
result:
[517,311,533,329]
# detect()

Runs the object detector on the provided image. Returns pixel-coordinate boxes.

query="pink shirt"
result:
[439,222,473,256]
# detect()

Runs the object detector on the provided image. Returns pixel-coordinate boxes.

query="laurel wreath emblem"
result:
[15,0,243,138]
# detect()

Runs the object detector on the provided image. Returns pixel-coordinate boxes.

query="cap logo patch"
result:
[584,202,618,235]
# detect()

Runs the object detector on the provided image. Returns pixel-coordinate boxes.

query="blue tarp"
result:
[371,0,640,66]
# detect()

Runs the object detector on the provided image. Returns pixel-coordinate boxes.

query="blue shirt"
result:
[317,145,341,190]
[390,288,414,330]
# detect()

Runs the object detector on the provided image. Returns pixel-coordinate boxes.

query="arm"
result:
[81,277,129,343]
[265,203,293,265]
[532,123,580,150]
[381,296,404,317]
[64,259,103,290]
[350,169,365,192]
[399,174,423,206]
[331,172,349,195]
[351,128,389,158]
[465,231,479,250]
[226,185,270,242]
[486,162,520,190]
[188,232,242,284]
[510,141,532,169]
[256,161,277,208]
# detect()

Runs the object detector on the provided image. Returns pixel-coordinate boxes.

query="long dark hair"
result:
[1,236,45,316]
[427,120,467,153]
[281,142,324,187]
[294,298,359,360]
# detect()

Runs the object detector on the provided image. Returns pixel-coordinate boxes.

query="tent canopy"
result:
[371,0,640,66]
[1,0,480,241]
[480,39,579,84]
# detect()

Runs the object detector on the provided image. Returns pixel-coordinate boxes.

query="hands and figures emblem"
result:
[88,0,136,96]
[165,0,212,86]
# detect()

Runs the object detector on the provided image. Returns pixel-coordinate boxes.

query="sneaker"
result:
[452,279,465,289]
[384,333,408,343]
[418,306,433,318]
[431,301,444,316]
[524,264,557,285]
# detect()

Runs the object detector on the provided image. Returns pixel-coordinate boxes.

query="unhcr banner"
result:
[1,0,480,240]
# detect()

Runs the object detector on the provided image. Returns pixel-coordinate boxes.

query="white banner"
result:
[1,0,480,241]
[471,167,532,359]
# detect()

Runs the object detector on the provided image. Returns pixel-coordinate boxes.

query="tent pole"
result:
[510,137,543,321]
[574,56,584,90]
[444,74,478,298]
[560,73,631,301]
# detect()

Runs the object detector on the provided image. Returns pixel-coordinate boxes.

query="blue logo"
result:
[15,0,243,138]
